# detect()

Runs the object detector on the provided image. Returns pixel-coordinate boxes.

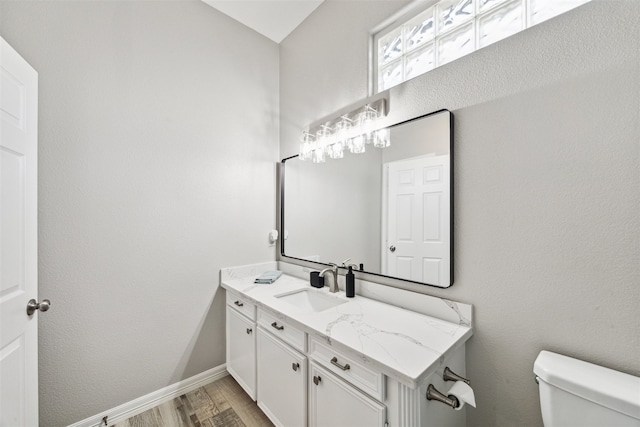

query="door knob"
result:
[27,299,51,316]
[389,245,396,252]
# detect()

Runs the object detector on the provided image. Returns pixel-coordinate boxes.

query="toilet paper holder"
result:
[426,367,470,409]
[427,384,461,409]
[443,367,470,384]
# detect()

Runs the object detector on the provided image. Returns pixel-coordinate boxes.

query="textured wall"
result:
[0,1,279,425]
[280,1,640,425]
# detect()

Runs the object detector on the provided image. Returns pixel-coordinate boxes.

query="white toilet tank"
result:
[534,350,640,427]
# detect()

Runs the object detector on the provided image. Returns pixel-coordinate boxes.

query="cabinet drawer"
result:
[226,291,256,321]
[258,309,305,352]
[309,337,385,401]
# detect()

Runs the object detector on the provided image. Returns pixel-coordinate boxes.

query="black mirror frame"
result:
[280,109,454,288]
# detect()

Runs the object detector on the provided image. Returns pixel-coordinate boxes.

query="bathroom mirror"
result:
[281,109,453,288]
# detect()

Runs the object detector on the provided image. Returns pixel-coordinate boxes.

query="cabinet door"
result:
[309,362,386,427]
[226,307,256,400]
[257,328,307,427]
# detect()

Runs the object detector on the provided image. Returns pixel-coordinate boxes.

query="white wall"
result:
[0,1,279,425]
[280,1,640,425]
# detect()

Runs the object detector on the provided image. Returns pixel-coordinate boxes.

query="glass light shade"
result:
[358,105,378,144]
[315,130,325,148]
[350,135,366,154]
[299,131,314,160]
[312,148,326,163]
[373,128,390,148]
[358,106,377,135]
[316,124,332,149]
[334,116,352,144]
[364,131,376,145]
[328,142,344,159]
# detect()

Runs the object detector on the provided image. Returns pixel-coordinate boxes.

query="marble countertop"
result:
[221,269,473,389]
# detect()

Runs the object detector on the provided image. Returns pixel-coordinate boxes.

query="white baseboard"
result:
[67,364,228,427]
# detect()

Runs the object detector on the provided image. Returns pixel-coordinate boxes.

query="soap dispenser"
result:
[346,266,355,298]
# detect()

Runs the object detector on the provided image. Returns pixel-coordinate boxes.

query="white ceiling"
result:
[202,0,324,44]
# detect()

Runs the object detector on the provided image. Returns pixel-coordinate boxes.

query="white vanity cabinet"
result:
[226,292,257,400]
[221,266,473,427]
[309,362,386,427]
[257,327,307,427]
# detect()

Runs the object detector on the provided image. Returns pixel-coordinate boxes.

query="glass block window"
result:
[373,0,590,92]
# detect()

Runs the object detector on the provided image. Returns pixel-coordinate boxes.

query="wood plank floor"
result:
[112,375,273,427]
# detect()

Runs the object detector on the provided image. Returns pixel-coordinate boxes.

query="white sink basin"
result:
[275,289,347,312]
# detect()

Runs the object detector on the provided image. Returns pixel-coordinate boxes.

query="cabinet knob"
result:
[292,362,300,372]
[389,245,396,253]
[313,375,321,386]
[246,328,252,334]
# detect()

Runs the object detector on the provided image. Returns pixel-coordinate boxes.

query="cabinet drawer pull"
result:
[292,362,300,372]
[313,375,321,385]
[234,300,244,307]
[271,322,284,331]
[331,357,351,371]
[246,328,252,334]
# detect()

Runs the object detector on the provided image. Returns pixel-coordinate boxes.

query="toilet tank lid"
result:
[534,351,640,420]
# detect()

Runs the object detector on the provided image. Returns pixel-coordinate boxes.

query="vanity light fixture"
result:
[300,98,389,163]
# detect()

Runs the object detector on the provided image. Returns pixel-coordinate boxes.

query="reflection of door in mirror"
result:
[383,155,450,286]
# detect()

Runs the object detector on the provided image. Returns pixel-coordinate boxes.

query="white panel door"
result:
[309,362,385,427]
[385,155,450,286]
[257,328,306,427]
[0,37,39,426]
[226,307,257,400]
